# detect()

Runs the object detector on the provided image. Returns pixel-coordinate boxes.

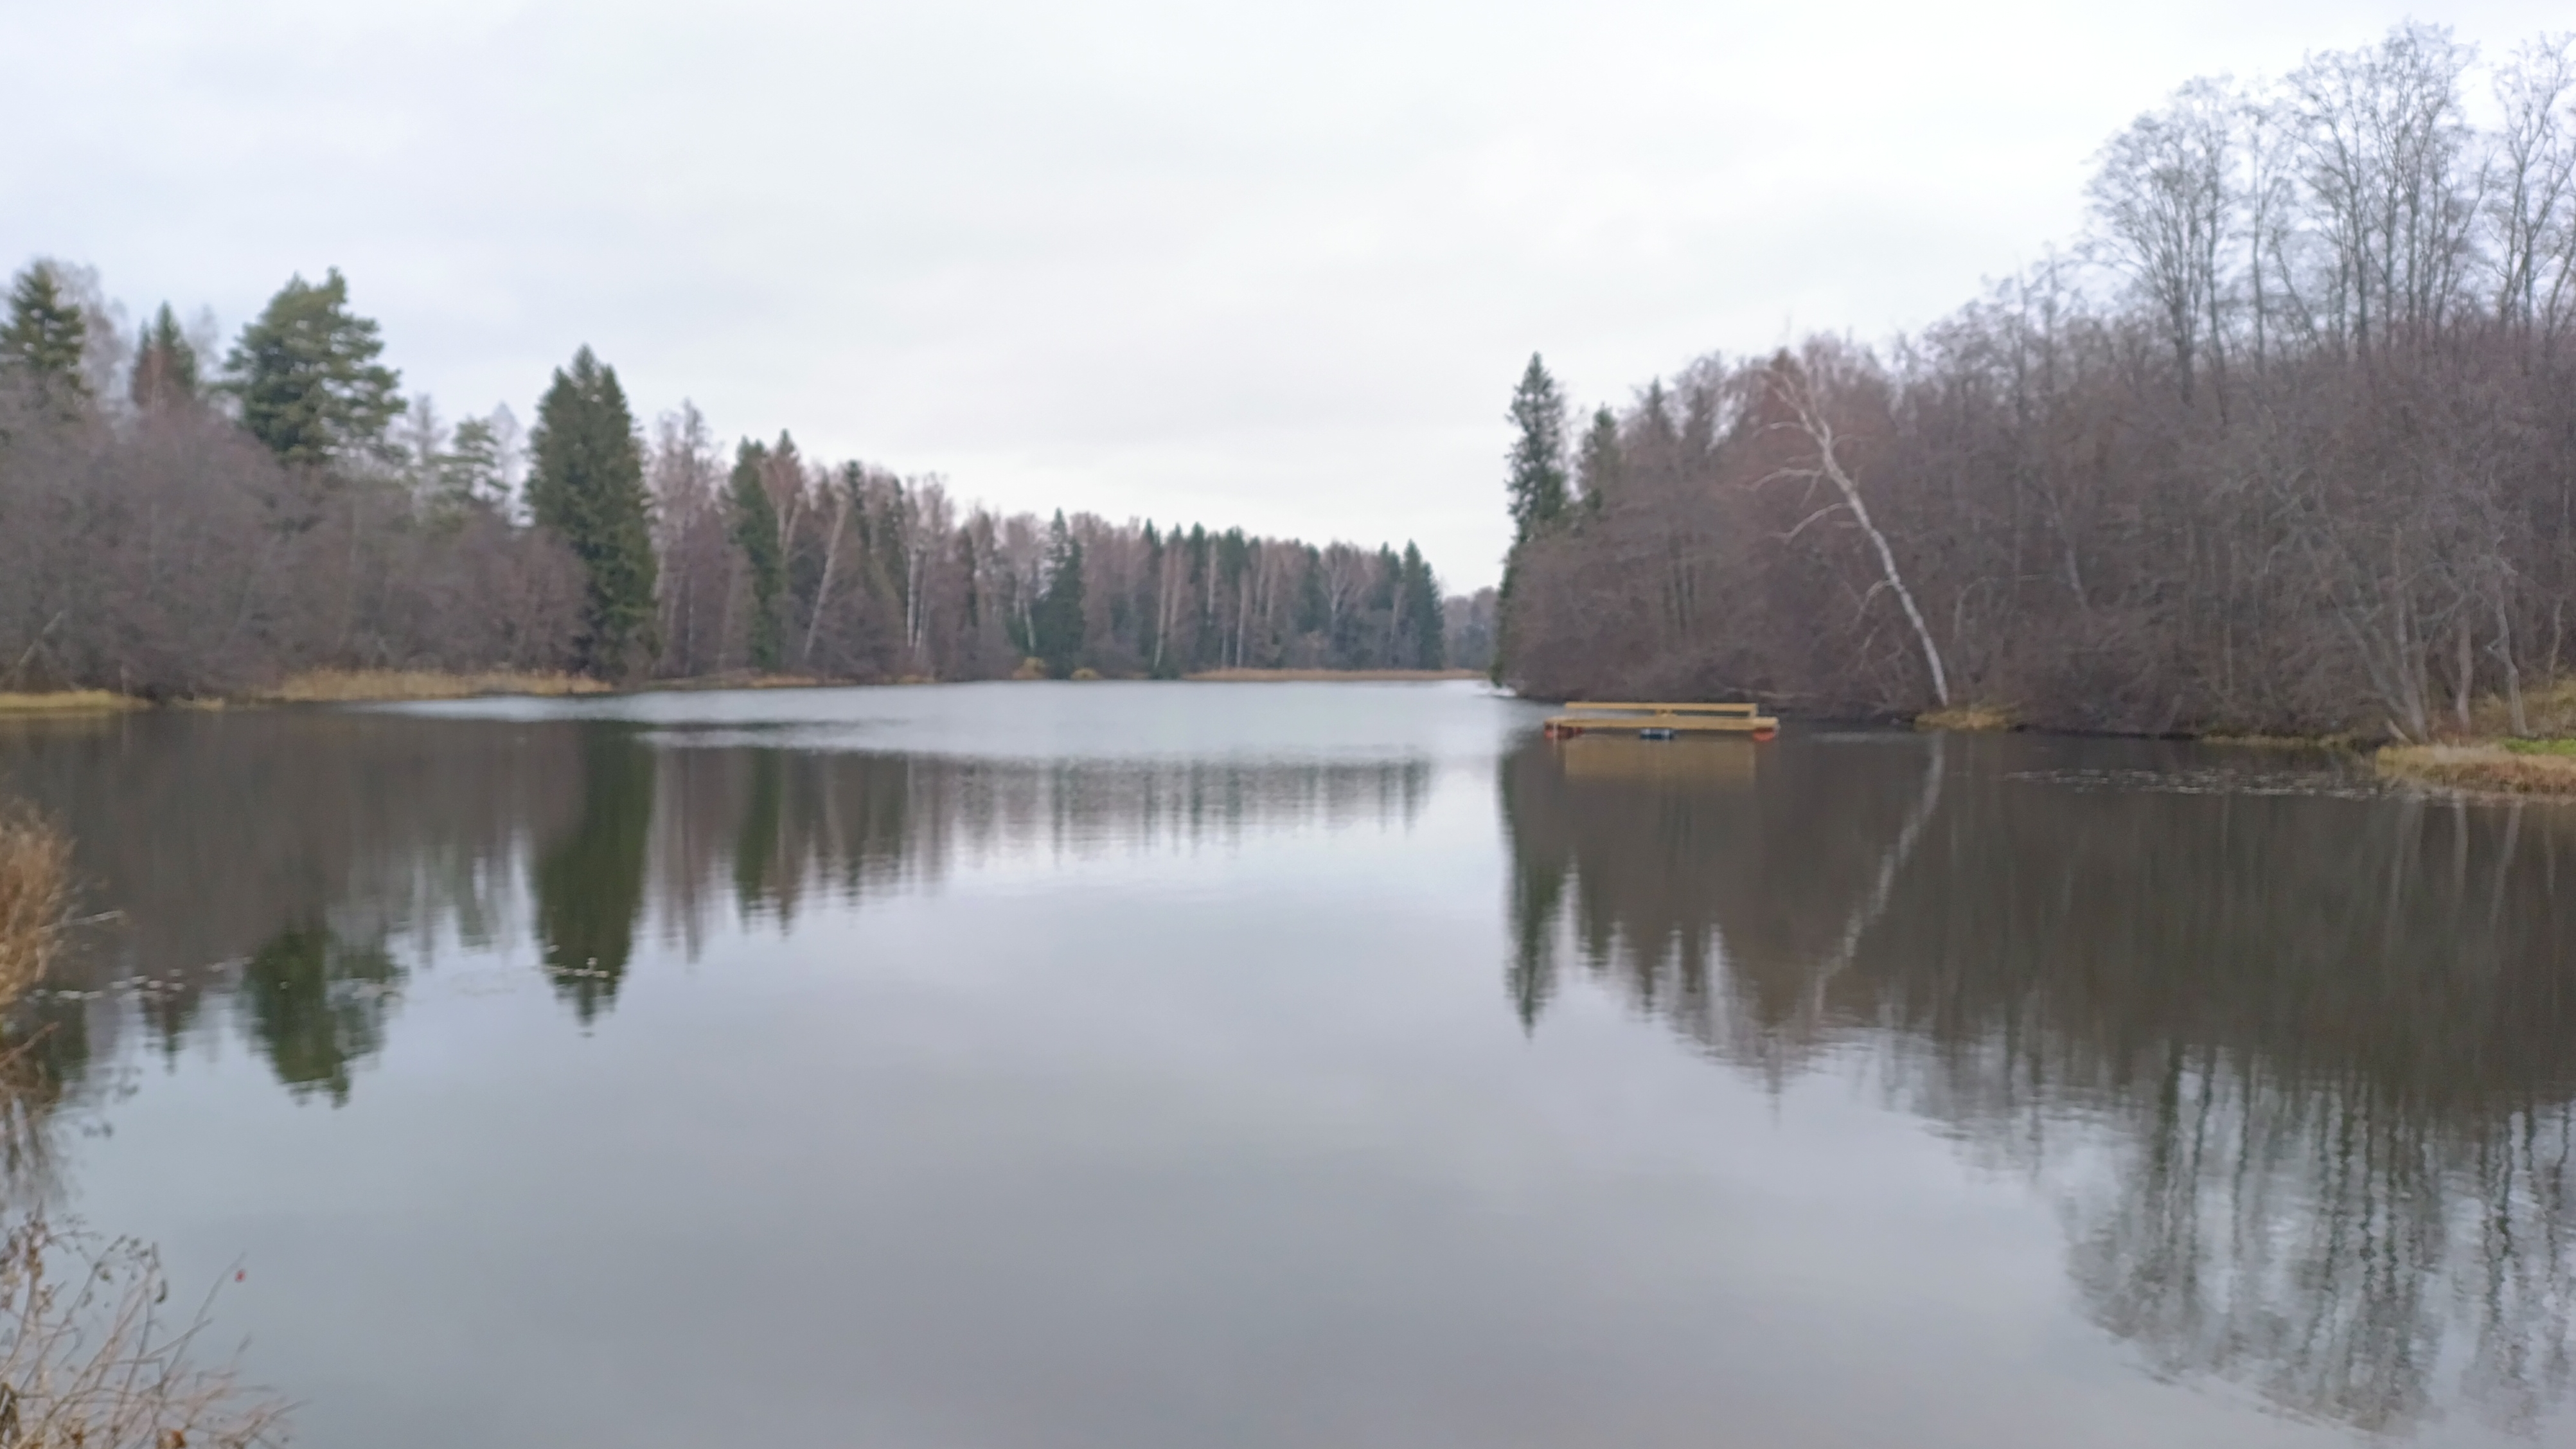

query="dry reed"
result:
[0,694,143,717]
[0,1220,289,1448]
[0,807,69,1009]
[260,669,610,704]
[2377,743,2576,796]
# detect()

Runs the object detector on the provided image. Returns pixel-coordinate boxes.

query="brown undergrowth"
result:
[1914,704,2015,732]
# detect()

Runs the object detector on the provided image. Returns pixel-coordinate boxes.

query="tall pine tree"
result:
[129,303,200,412]
[528,346,659,677]
[1496,353,1570,680]
[1504,353,1569,538]
[222,269,402,467]
[440,414,509,511]
[0,262,90,409]
[727,438,785,671]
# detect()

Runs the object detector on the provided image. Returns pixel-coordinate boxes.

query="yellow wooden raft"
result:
[1543,701,1779,741]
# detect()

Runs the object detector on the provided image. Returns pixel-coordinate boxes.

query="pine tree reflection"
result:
[534,727,655,1022]
[0,711,1435,1085]
[238,925,402,1106]
[1504,734,2576,1432]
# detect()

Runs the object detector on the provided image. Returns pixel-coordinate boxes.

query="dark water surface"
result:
[4,681,2574,1448]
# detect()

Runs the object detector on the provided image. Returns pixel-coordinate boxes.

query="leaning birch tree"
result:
[1753,348,1951,709]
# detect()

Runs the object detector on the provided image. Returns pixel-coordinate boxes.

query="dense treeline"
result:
[647,404,1456,682]
[0,265,1465,695]
[1503,23,2576,737]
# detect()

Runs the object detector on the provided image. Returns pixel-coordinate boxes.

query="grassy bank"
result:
[2379,741,2576,796]
[1186,668,1483,682]
[0,691,147,716]
[259,669,614,703]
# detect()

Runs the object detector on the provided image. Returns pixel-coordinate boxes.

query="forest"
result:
[0,267,1474,697]
[1500,22,2576,738]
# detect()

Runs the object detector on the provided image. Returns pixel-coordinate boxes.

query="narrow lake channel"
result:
[2,680,2570,1448]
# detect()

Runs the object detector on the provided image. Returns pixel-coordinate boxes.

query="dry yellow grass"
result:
[260,669,611,704]
[2203,732,2361,749]
[2377,743,2576,796]
[1915,703,2016,732]
[1186,668,1484,682]
[0,691,144,716]
[0,803,70,1009]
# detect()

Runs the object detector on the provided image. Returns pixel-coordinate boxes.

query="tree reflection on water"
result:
[0,711,1432,1093]
[1504,732,2576,1434]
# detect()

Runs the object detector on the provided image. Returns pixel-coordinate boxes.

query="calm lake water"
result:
[3,680,2574,1448]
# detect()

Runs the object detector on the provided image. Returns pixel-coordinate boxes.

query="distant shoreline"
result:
[0,667,1491,715]
[1181,668,1483,683]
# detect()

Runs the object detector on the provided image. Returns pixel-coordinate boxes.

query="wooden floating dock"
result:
[1542,701,1779,742]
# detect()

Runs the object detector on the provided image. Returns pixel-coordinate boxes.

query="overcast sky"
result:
[6,2,2568,587]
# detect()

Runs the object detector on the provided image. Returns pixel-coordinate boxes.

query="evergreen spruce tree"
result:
[222,270,402,467]
[1574,405,1620,511]
[1035,510,1087,677]
[128,303,200,411]
[1400,543,1444,668]
[1505,353,1569,540]
[1495,353,1571,681]
[528,346,661,677]
[1295,544,1328,636]
[727,439,785,671]
[0,262,91,409]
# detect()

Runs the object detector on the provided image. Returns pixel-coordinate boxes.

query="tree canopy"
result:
[0,262,89,408]
[727,438,785,672]
[222,269,402,467]
[1504,353,1569,540]
[129,303,199,412]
